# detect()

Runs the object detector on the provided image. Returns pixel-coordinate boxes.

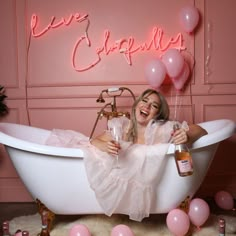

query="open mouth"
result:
[140,110,149,117]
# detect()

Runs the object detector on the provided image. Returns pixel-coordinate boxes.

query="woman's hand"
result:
[90,131,121,155]
[172,124,208,145]
[107,141,121,155]
[172,128,188,144]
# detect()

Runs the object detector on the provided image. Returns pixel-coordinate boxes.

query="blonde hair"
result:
[127,89,169,142]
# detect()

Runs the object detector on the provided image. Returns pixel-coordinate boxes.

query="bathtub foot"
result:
[178,196,191,213]
[36,199,55,232]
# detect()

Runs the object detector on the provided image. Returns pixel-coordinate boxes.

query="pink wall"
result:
[0,0,236,202]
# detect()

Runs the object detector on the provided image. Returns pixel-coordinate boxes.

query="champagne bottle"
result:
[218,218,225,236]
[2,221,11,236]
[173,123,193,177]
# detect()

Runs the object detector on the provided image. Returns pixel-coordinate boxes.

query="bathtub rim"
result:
[0,122,84,158]
[192,119,235,147]
[0,119,235,158]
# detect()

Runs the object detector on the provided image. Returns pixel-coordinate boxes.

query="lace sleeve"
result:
[145,120,189,145]
[144,120,172,145]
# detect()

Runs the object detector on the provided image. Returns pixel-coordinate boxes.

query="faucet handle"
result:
[108,87,119,92]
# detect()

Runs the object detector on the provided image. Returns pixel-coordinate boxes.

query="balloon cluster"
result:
[145,49,190,91]
[67,191,235,236]
[166,191,235,236]
[145,5,200,91]
[166,198,210,236]
[69,224,134,236]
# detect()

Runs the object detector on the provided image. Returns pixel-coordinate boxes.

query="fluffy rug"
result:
[9,213,236,236]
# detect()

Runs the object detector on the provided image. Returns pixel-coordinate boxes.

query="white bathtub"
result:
[0,119,235,215]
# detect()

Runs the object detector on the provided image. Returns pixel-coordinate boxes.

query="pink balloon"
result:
[214,191,234,210]
[15,232,22,236]
[69,224,91,236]
[145,59,166,88]
[162,48,184,78]
[179,5,200,33]
[171,62,190,90]
[111,224,134,236]
[188,198,210,227]
[166,209,190,236]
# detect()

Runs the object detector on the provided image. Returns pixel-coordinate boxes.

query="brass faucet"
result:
[89,87,135,139]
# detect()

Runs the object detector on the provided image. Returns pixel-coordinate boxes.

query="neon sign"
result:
[31,13,89,37]
[31,13,186,72]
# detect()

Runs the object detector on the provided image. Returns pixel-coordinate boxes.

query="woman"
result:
[86,89,207,221]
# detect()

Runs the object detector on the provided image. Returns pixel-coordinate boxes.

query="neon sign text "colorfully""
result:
[31,13,186,72]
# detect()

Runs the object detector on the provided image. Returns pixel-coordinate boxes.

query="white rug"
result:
[9,213,236,236]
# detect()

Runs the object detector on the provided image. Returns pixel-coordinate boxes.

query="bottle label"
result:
[177,159,193,173]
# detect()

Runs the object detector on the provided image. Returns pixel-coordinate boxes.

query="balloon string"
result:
[174,91,180,122]
[174,92,178,121]
[174,89,184,123]
[189,83,194,124]
[170,85,174,116]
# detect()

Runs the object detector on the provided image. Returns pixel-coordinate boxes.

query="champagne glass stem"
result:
[115,153,119,168]
[110,127,121,168]
[114,139,120,168]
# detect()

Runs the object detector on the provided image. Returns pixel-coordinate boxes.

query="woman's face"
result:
[135,93,161,126]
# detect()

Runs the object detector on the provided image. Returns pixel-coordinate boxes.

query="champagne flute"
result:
[110,126,122,168]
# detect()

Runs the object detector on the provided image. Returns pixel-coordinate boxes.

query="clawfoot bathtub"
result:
[0,119,235,216]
